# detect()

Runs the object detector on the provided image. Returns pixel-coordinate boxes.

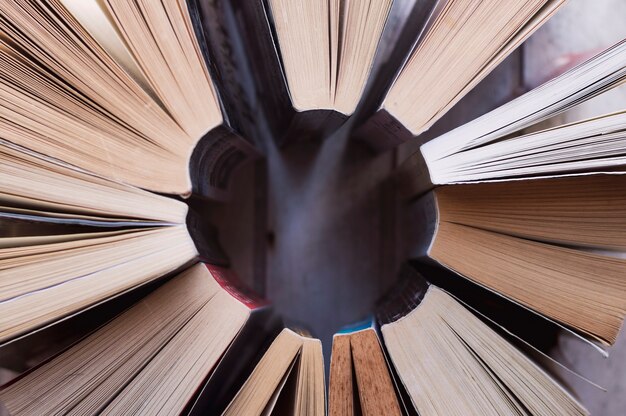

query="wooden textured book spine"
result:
[328,334,354,416]
[350,330,402,416]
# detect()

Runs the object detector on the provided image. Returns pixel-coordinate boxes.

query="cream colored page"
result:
[59,0,153,93]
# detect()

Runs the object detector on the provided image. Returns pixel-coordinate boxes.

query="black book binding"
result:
[185,206,230,266]
[375,264,430,326]
[187,1,259,201]
[189,125,258,201]
[353,0,442,151]
[193,0,347,147]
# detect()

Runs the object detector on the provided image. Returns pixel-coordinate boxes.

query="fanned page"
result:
[0,0,223,195]
[382,0,565,136]
[102,0,223,138]
[223,329,304,416]
[0,140,199,343]
[382,287,587,416]
[0,141,187,223]
[223,328,325,416]
[429,175,626,345]
[428,110,626,184]
[267,0,392,114]
[421,39,626,162]
[0,226,197,343]
[0,264,250,415]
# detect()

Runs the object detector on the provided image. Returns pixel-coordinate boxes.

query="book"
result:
[406,174,626,346]
[0,140,232,344]
[0,0,258,199]
[397,40,626,197]
[353,0,440,131]
[353,0,567,150]
[379,269,588,416]
[193,0,393,146]
[223,328,325,416]
[0,263,275,415]
[328,318,402,416]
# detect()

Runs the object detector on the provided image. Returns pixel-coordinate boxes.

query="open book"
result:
[0,0,257,199]
[379,268,588,416]
[223,328,325,416]
[406,174,626,346]
[0,264,276,415]
[194,0,393,145]
[0,138,234,344]
[354,0,567,150]
[399,40,626,197]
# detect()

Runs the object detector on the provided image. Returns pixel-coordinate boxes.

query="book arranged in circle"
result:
[0,0,624,414]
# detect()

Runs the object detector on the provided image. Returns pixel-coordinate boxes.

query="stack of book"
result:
[0,0,623,415]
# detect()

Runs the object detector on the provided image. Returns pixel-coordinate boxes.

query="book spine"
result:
[190,0,261,142]
[222,0,296,144]
[396,149,434,199]
[374,326,419,416]
[282,109,348,145]
[206,264,269,310]
[189,125,258,201]
[185,207,230,266]
[352,108,413,152]
[404,191,438,260]
[375,265,430,325]
[354,0,439,127]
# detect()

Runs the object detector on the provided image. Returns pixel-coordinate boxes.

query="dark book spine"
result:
[284,109,348,144]
[193,0,294,146]
[352,108,413,151]
[232,0,348,145]
[185,206,230,266]
[375,265,430,325]
[242,0,297,144]
[187,0,254,138]
[352,0,441,151]
[354,0,437,118]
[395,149,434,199]
[195,0,348,146]
[189,125,258,201]
[403,191,438,260]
